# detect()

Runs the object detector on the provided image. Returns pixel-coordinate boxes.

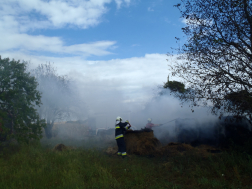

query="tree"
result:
[225,90,252,115]
[168,0,252,120]
[32,63,85,139]
[0,56,45,143]
[163,80,186,93]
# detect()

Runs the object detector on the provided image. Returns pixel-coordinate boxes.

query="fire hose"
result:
[158,118,179,127]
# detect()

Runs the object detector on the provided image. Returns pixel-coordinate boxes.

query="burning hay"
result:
[155,142,222,157]
[124,129,161,155]
[156,142,195,156]
[105,129,222,157]
[105,129,161,156]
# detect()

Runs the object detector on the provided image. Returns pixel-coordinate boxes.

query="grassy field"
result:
[0,138,252,189]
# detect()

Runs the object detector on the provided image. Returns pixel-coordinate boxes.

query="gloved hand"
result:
[126,120,131,128]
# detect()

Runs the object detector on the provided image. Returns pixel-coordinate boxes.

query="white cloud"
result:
[0,26,117,56]
[147,7,154,12]
[0,52,182,103]
[114,0,131,8]
[1,0,132,29]
[61,41,117,56]
[0,0,127,57]
[1,0,110,29]
[0,0,134,58]
[115,0,123,8]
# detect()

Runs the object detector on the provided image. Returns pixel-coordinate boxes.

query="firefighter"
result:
[145,118,162,130]
[115,116,131,158]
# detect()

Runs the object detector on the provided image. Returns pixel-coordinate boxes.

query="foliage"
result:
[168,0,252,120]
[0,56,45,143]
[163,80,186,93]
[225,90,252,115]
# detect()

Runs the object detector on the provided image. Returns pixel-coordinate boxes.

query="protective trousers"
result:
[116,137,127,156]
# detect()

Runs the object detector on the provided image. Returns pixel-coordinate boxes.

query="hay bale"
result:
[53,143,67,152]
[124,130,161,155]
[105,147,117,155]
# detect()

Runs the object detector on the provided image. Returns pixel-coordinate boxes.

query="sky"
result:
[0,0,184,58]
[0,0,207,124]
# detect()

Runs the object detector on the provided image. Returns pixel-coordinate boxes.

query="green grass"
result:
[0,139,252,189]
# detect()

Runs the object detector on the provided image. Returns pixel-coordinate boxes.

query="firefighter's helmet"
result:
[116,116,122,121]
[147,118,152,123]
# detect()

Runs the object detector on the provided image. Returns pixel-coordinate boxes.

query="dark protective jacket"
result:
[115,121,130,139]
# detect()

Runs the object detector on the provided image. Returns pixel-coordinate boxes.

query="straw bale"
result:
[124,130,161,155]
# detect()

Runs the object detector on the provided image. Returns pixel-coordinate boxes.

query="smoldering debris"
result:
[128,88,222,146]
[105,130,222,157]
[156,143,221,157]
[104,115,252,158]
[53,143,76,152]
[215,116,252,147]
[53,144,67,151]
[152,116,252,148]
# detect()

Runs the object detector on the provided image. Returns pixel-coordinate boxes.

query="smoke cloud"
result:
[37,67,222,146]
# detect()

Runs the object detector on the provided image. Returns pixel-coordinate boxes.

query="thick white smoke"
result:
[128,87,219,144]
[37,67,221,145]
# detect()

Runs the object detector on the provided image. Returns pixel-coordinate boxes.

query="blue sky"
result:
[20,0,184,60]
[0,0,186,108]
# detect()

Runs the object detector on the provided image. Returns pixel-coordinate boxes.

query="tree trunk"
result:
[45,119,54,139]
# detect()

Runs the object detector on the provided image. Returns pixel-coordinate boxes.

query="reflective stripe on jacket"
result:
[115,121,130,139]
